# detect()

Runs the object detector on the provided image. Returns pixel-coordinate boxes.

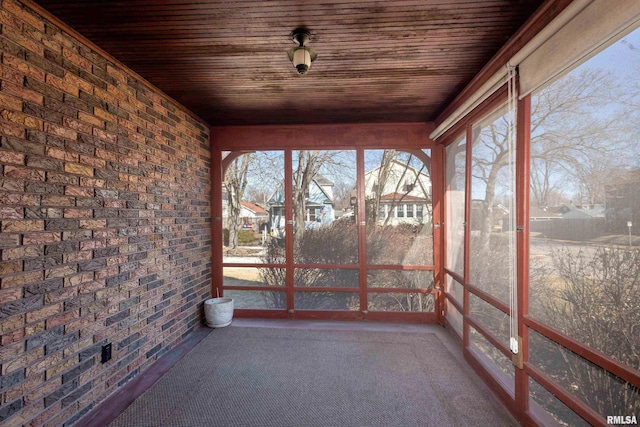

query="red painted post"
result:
[463,124,473,348]
[515,93,531,420]
[210,141,224,299]
[284,149,295,315]
[431,144,445,325]
[357,148,368,316]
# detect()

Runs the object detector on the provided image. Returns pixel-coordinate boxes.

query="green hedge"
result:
[223,228,257,246]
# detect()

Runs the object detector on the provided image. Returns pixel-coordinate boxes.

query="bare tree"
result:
[472,68,630,245]
[535,247,640,416]
[530,156,564,207]
[530,68,631,207]
[224,154,253,250]
[368,149,397,224]
[292,150,348,240]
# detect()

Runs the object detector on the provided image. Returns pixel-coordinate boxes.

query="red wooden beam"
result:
[524,363,605,426]
[463,123,473,348]
[443,291,463,314]
[431,144,445,324]
[364,265,435,271]
[525,316,640,390]
[466,283,510,316]
[211,144,224,299]
[212,123,434,151]
[515,89,532,420]
[466,316,512,360]
[444,268,464,285]
[284,149,294,313]
[357,148,368,315]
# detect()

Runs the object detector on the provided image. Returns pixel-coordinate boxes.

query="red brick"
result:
[79,219,106,229]
[3,53,45,81]
[62,47,92,72]
[93,107,115,123]
[1,24,44,56]
[0,287,22,303]
[26,302,63,323]
[45,146,78,162]
[95,148,118,162]
[1,81,44,105]
[0,150,24,165]
[63,208,92,218]
[24,380,58,405]
[22,231,61,245]
[3,0,45,31]
[63,251,92,263]
[64,162,93,176]
[64,272,94,287]
[0,118,26,138]
[0,270,43,288]
[117,116,136,132]
[0,92,23,111]
[44,122,77,140]
[45,73,78,97]
[41,195,74,206]
[64,186,93,197]
[4,165,45,181]
[77,279,102,294]
[106,64,126,84]
[45,309,78,329]
[63,117,92,135]
[0,62,24,85]
[2,321,25,343]
[0,261,22,275]
[0,207,24,219]
[1,219,44,232]
[79,177,105,188]
[0,8,22,30]
[94,87,118,105]
[1,109,43,130]
[65,72,93,94]
[78,111,105,128]
[78,155,106,169]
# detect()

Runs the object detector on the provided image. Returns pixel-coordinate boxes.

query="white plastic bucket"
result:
[204,297,234,328]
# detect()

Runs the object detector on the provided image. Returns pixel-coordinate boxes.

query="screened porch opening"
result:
[1,1,639,427]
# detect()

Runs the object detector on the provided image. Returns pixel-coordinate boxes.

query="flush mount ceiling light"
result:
[287,29,318,75]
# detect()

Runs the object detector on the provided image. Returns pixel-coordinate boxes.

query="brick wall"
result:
[0,0,212,425]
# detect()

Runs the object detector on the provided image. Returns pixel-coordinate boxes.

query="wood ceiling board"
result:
[33,0,544,126]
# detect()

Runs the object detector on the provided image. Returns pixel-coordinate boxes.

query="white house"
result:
[364,160,431,226]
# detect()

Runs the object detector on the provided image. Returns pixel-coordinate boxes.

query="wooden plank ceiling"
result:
[33,0,544,126]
